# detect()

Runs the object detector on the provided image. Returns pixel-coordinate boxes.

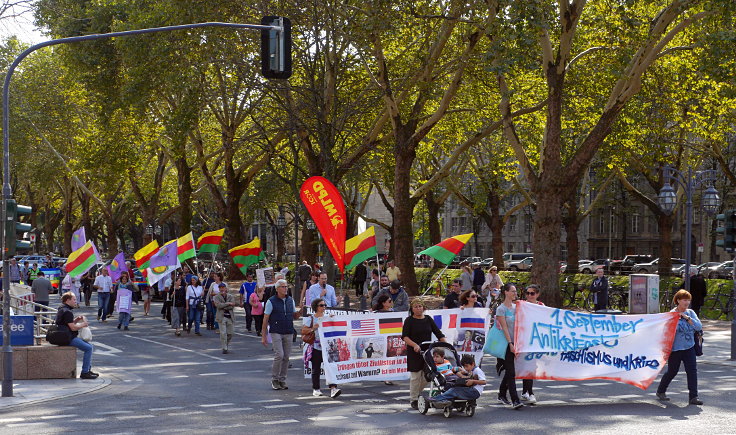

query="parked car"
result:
[507,257,533,271]
[697,262,722,275]
[631,258,686,274]
[609,255,653,275]
[707,261,733,279]
[502,252,533,268]
[580,259,608,274]
[479,258,493,267]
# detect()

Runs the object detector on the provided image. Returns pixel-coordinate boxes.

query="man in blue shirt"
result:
[306,272,338,307]
[239,273,257,332]
[261,279,300,390]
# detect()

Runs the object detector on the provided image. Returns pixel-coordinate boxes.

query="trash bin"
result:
[629,274,660,314]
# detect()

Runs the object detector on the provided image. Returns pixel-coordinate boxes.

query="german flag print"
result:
[378,318,403,334]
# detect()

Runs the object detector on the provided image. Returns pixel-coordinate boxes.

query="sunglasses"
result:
[526,291,536,296]
[469,295,477,298]
[317,304,327,307]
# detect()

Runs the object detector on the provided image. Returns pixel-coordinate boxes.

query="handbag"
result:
[301,316,316,344]
[46,325,72,346]
[483,320,508,359]
[693,330,703,357]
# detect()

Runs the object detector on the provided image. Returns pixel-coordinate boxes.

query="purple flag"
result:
[71,227,86,252]
[150,240,178,268]
[108,252,128,282]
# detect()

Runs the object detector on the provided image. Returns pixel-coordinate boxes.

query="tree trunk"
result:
[176,156,192,234]
[301,228,316,267]
[530,188,565,307]
[62,193,74,256]
[224,196,245,280]
[103,211,118,255]
[488,189,505,269]
[563,216,580,274]
[394,145,418,295]
[425,190,442,245]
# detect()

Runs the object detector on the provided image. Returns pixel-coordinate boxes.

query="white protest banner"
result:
[256,267,275,287]
[514,301,679,389]
[310,308,489,384]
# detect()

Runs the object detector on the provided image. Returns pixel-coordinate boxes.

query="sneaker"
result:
[497,395,511,405]
[271,380,282,390]
[384,381,394,385]
[87,370,99,376]
[330,387,342,398]
[521,393,530,401]
[117,324,121,329]
[195,332,202,336]
[222,349,228,354]
[410,400,418,410]
[124,326,129,331]
[656,392,670,401]
[97,315,100,321]
[512,401,524,410]
[80,372,99,379]
[689,397,703,405]
[279,381,288,390]
[432,400,452,408]
[313,389,323,397]
[526,394,537,404]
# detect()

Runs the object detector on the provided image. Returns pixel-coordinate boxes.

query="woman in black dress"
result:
[402,299,445,409]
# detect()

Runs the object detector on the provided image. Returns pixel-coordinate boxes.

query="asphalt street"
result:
[0,294,734,434]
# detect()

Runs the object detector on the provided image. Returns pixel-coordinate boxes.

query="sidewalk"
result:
[699,319,736,367]
[0,364,110,410]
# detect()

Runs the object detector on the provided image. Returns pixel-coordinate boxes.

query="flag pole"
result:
[422,264,449,296]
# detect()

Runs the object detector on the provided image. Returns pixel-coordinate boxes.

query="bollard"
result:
[343,293,350,310]
[360,295,367,311]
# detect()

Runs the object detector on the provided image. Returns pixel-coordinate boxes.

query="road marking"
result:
[582,382,610,386]
[252,399,282,403]
[308,416,348,421]
[304,401,334,406]
[170,375,188,378]
[153,429,190,434]
[116,415,157,420]
[215,408,253,412]
[296,396,330,400]
[0,418,23,423]
[544,385,576,389]
[381,390,406,394]
[70,418,107,423]
[150,407,182,412]
[536,400,567,405]
[200,403,234,407]
[90,341,123,357]
[40,415,77,420]
[7,422,45,428]
[100,411,134,415]
[123,334,224,361]
[199,373,228,376]
[264,404,299,409]
[168,411,205,416]
[260,419,299,425]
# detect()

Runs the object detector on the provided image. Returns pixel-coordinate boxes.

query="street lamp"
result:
[305,217,318,264]
[657,165,720,292]
[276,206,286,262]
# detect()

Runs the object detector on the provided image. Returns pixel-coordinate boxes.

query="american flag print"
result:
[350,319,377,336]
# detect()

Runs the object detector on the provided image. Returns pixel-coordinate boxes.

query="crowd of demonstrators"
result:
[386,260,401,282]
[657,289,703,405]
[262,279,300,390]
[303,297,342,398]
[140,275,152,316]
[171,274,187,336]
[374,280,409,312]
[460,264,473,292]
[459,289,483,309]
[206,272,224,332]
[250,285,266,336]
[352,261,368,298]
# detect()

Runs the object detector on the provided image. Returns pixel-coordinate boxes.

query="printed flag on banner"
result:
[513,301,680,389]
[300,176,347,272]
[350,319,377,336]
[198,229,224,253]
[344,227,377,271]
[228,238,265,274]
[378,318,403,334]
[107,252,128,282]
[134,240,159,270]
[418,233,474,265]
[177,232,196,262]
[66,240,99,278]
[71,227,86,252]
[150,240,178,268]
[322,320,348,337]
[460,317,485,329]
[433,313,458,330]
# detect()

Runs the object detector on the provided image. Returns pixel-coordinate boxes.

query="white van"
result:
[502,252,533,268]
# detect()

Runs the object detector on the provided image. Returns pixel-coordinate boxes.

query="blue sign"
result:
[0,316,35,346]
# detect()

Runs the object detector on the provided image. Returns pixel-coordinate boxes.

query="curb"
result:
[0,376,112,411]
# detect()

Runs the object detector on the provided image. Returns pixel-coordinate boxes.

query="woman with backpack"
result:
[185,275,204,335]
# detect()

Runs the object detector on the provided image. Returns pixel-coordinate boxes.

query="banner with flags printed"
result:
[321,320,348,337]
[459,317,485,329]
[378,318,403,334]
[350,319,376,336]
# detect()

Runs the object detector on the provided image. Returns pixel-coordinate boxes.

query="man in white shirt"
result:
[94,267,113,322]
[306,272,338,307]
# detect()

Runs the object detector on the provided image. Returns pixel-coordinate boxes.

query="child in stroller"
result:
[417,342,483,417]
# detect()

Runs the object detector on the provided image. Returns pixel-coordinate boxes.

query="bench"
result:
[0,345,77,379]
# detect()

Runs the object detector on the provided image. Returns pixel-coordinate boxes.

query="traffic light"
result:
[716,210,736,252]
[4,199,32,256]
[260,16,292,79]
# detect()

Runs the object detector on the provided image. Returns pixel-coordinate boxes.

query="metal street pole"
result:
[684,168,693,293]
[1,20,285,398]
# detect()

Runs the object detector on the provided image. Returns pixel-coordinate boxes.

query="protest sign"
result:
[514,301,679,389]
[308,308,488,384]
[256,267,275,287]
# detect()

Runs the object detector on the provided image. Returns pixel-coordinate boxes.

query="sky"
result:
[0,7,46,45]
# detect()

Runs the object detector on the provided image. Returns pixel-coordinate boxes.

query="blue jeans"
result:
[69,337,93,373]
[97,292,111,320]
[118,312,131,328]
[206,301,218,330]
[188,307,202,333]
[658,345,698,399]
[431,386,480,402]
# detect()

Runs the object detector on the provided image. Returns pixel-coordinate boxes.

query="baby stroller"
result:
[416,341,477,418]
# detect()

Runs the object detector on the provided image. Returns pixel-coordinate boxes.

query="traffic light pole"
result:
[2,20,285,398]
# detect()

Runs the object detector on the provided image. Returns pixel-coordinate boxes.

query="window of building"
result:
[509,216,517,232]
[599,215,605,234]
[631,214,640,233]
[451,217,458,234]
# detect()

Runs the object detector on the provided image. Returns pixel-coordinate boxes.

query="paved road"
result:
[0,296,734,434]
